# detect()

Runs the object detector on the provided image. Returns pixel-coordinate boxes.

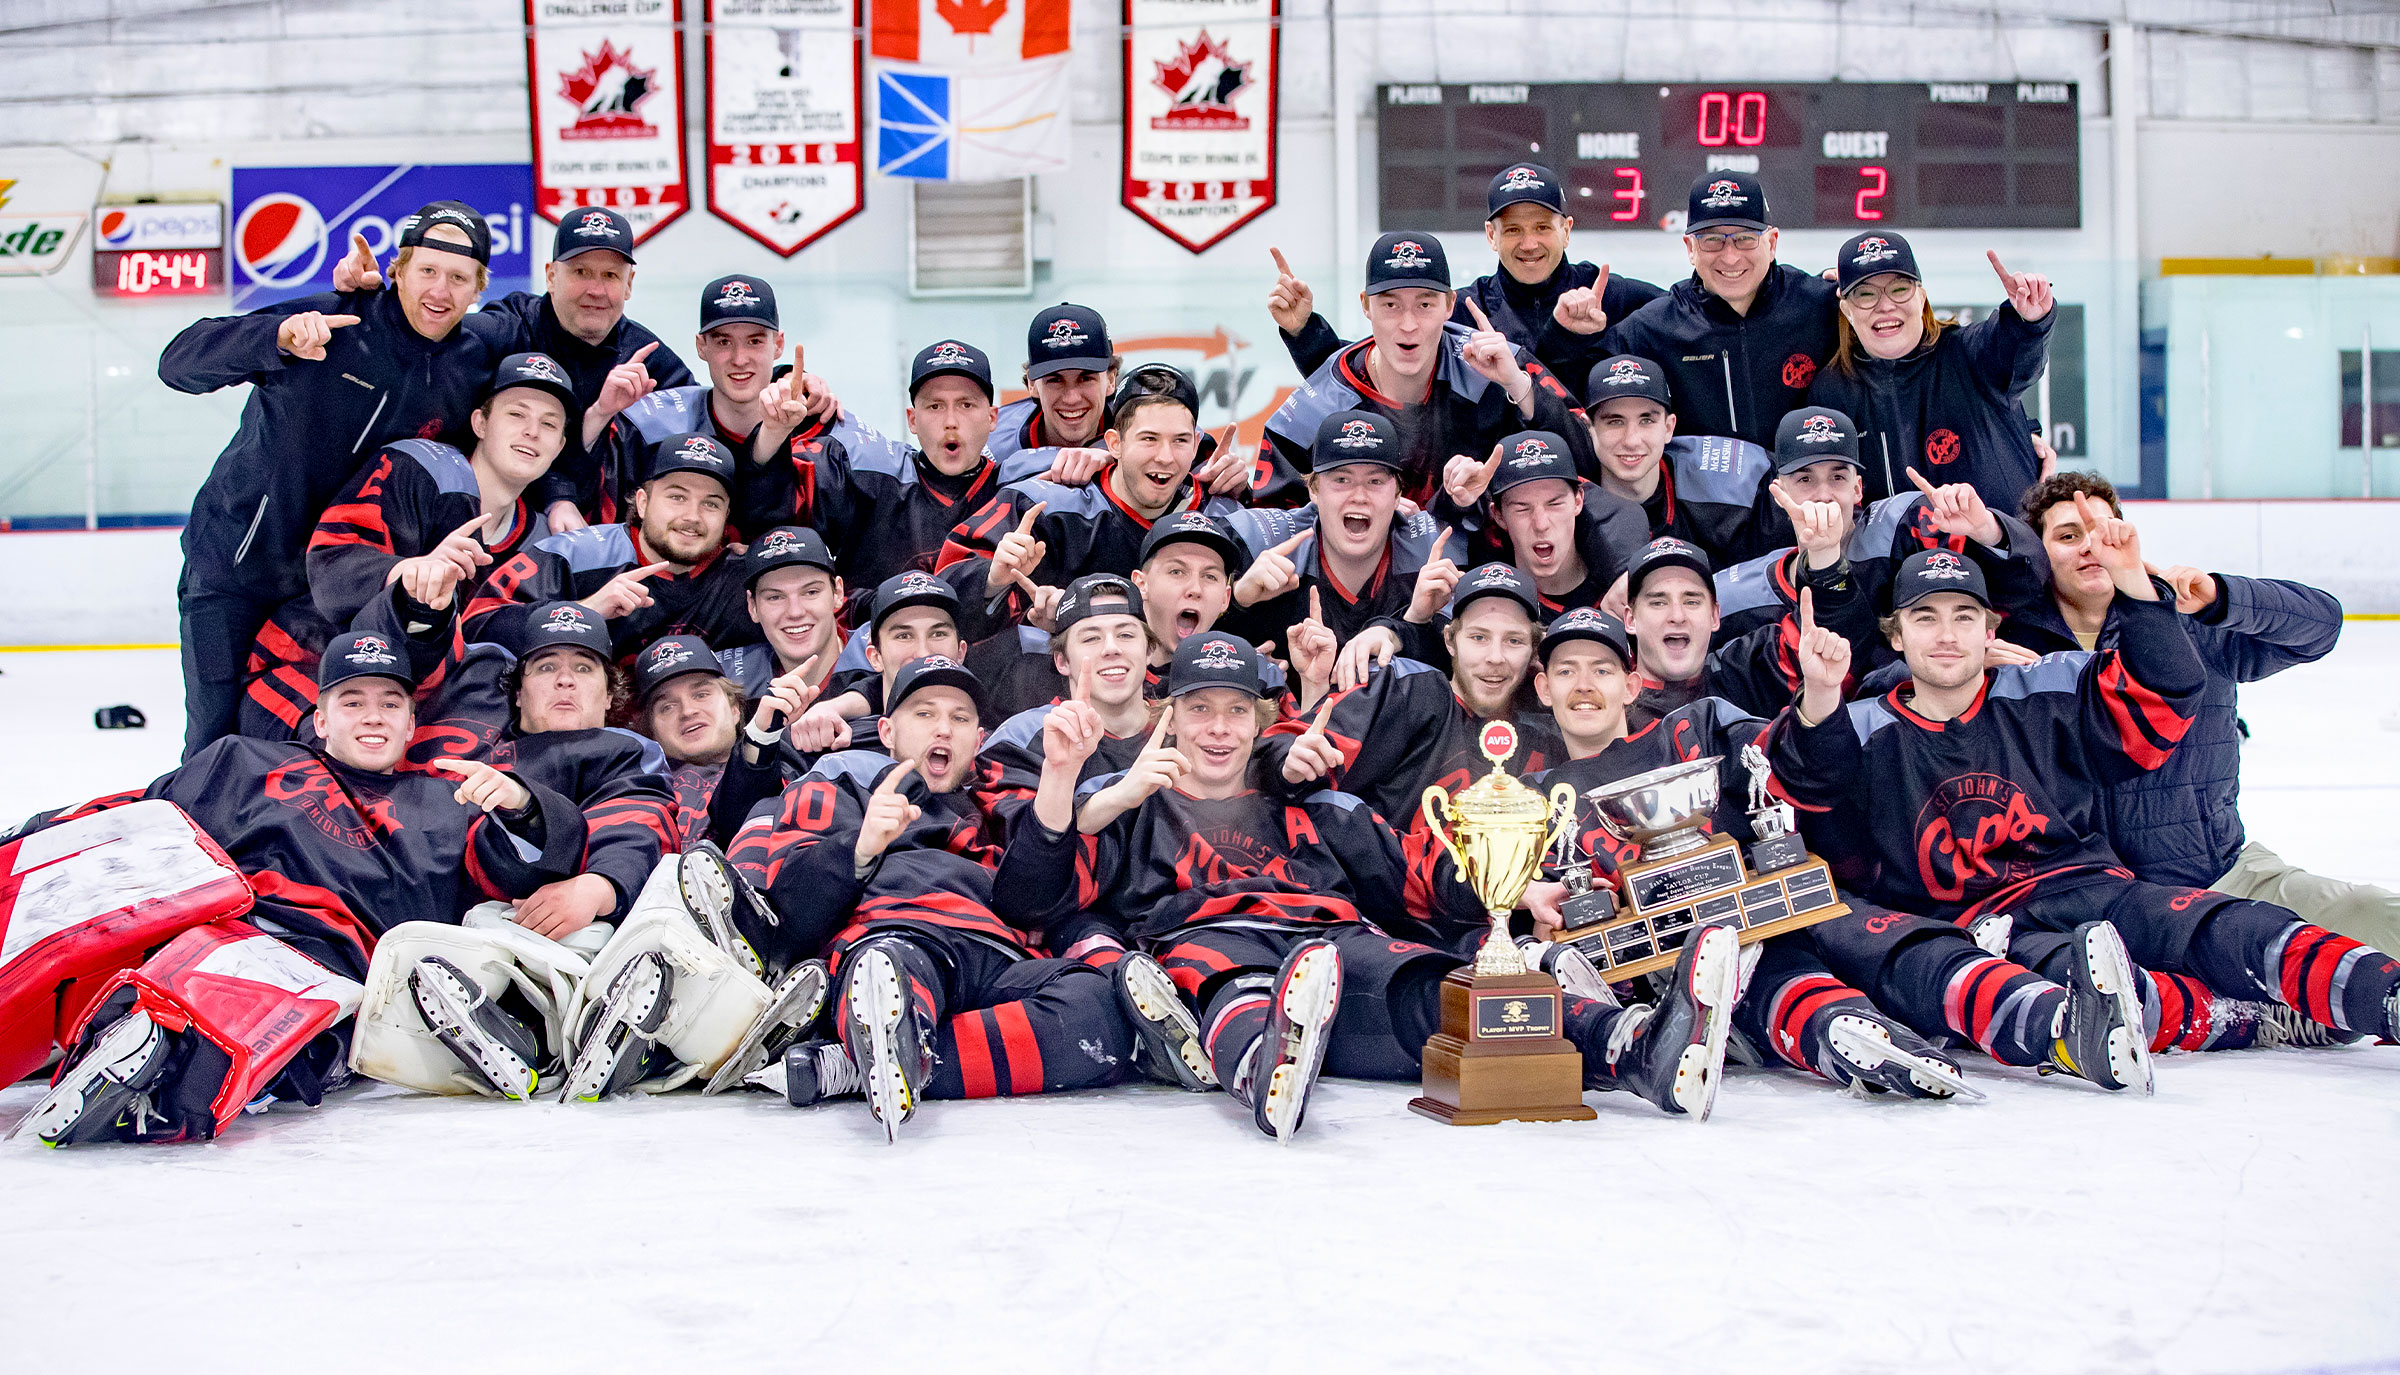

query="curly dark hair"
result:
[504,647,632,732]
[2019,470,2120,533]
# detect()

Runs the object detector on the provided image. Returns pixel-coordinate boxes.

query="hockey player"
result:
[1424,425,1652,617]
[1618,530,1869,730]
[1522,608,2145,1096]
[161,200,499,758]
[2011,474,2400,987]
[633,632,818,853]
[1578,354,1780,566]
[239,351,577,739]
[788,570,1055,748]
[1772,533,2400,1060]
[715,525,844,698]
[466,431,759,659]
[1259,232,1595,508]
[596,274,791,532]
[726,657,1149,1141]
[998,631,1743,1141]
[14,630,556,1145]
[990,302,1119,475]
[1272,163,1663,390]
[1599,172,1838,448]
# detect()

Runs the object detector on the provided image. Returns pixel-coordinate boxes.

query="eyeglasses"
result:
[1691,232,1762,253]
[1845,280,1919,309]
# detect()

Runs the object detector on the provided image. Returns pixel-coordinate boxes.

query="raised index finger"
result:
[428,757,480,776]
[874,759,917,794]
[1304,697,1334,737]
[1015,501,1049,536]
[1270,246,1294,278]
[1433,525,1454,561]
[1147,708,1176,750]
[451,513,494,543]
[1906,466,1940,498]
[1270,529,1310,557]
[1768,478,1802,515]
[1985,249,2012,284]
[1308,586,1324,624]
[1462,298,1495,333]
[1798,585,1816,636]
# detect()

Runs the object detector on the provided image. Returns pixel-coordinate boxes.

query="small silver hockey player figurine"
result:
[1742,743,1808,875]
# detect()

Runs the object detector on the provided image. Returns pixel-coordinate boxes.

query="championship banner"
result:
[705,0,866,255]
[525,0,692,242]
[870,0,1072,182]
[1122,0,1279,254]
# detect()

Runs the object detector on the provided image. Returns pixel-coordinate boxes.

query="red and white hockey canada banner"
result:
[1122,0,1279,254]
[706,0,865,256]
[525,0,693,241]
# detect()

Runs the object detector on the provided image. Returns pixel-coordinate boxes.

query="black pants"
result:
[177,565,282,760]
[840,926,1134,1099]
[1159,924,1463,1083]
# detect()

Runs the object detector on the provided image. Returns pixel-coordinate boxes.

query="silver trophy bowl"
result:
[1586,756,1721,860]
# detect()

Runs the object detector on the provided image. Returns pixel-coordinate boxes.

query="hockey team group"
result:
[8,161,2396,1151]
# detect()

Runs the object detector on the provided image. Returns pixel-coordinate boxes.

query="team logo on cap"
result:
[1646,537,1702,560]
[428,206,476,229]
[1469,564,1521,588]
[1499,166,1546,193]
[1191,638,1246,670]
[1508,435,1556,466]
[1699,179,1746,209]
[1169,511,1216,530]
[757,529,809,557]
[1918,551,1973,581]
[675,435,728,467]
[1332,418,1382,449]
[893,571,947,597]
[926,341,972,368]
[1796,414,1842,444]
[543,605,593,633]
[646,640,694,670]
[1041,317,1089,351]
[1551,608,1610,634]
[1600,359,1649,387]
[914,654,962,672]
[573,210,618,238]
[516,355,568,384]
[347,634,397,666]
[715,279,760,308]
[1851,236,1897,265]
[1384,240,1432,270]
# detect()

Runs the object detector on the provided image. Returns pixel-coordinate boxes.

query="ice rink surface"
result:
[2,633,2397,1375]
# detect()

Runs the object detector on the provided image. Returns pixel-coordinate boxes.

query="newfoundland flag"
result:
[871,0,1071,182]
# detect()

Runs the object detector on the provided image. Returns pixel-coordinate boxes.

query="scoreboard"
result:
[1377,81,2080,233]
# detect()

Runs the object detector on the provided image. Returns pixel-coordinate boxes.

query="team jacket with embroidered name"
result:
[1598,264,1839,448]
[1767,594,2204,920]
[465,521,760,660]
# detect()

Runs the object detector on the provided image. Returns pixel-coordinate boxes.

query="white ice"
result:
[2,636,2397,1375]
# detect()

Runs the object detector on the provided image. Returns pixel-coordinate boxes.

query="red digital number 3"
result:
[1610,167,1644,222]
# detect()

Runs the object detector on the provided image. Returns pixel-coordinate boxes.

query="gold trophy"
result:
[1408,721,1599,1127]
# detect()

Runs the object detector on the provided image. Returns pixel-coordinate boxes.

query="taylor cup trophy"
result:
[1553,745,1847,981]
[1408,721,1599,1127]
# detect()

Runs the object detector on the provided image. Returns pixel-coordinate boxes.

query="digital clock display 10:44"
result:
[92,248,224,297]
[1375,81,2079,233]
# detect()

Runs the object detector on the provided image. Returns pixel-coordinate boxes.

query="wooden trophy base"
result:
[1408,968,1598,1126]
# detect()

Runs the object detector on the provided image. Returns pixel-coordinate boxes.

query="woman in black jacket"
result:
[1807,231,2054,514]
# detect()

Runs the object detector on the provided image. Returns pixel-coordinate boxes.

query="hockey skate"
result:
[2044,921,2153,1094]
[703,959,830,1095]
[408,956,541,1101]
[758,1039,863,1106]
[1598,919,1740,1119]
[1823,1009,1983,1102]
[1251,938,1342,1145]
[843,943,933,1145]
[1520,937,1618,1006]
[677,843,768,979]
[12,1011,171,1147]
[559,950,675,1102]
[1114,951,1217,1092]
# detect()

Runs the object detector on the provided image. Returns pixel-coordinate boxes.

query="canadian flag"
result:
[873,0,1069,65]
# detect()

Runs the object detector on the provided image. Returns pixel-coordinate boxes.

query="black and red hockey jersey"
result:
[975,703,1158,834]
[934,473,1242,642]
[1628,550,1873,729]
[480,726,677,914]
[602,384,761,529]
[1768,595,2204,921]
[1216,505,1450,651]
[1422,477,1654,615]
[465,520,760,660]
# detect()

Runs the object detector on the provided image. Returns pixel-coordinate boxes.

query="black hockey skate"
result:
[410,955,541,1100]
[678,842,769,978]
[1520,937,1618,1005]
[761,1039,863,1106]
[2044,920,2153,1094]
[1251,938,1341,1144]
[704,958,830,1095]
[1597,919,1740,1119]
[12,1010,171,1147]
[1822,1008,1982,1102]
[560,951,675,1103]
[1114,951,1217,1092]
[843,942,933,1144]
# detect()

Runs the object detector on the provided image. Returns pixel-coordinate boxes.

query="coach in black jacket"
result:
[1599,171,1838,448]
[160,201,498,760]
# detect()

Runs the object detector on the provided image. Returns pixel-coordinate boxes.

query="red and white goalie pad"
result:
[0,800,251,1085]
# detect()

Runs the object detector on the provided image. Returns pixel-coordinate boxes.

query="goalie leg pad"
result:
[350,920,584,1097]
[575,893,773,1093]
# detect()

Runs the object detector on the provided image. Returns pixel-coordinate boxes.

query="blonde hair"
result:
[391,245,490,295]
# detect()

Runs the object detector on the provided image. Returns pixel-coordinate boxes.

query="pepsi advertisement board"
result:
[228,163,536,307]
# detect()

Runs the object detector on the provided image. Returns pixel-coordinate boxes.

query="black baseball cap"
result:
[397,201,492,265]
[910,339,995,402]
[1108,363,1199,430]
[1053,573,1146,638]
[699,274,778,332]
[1448,562,1544,621]
[647,432,737,494]
[1836,231,1920,296]
[1487,430,1578,497]
[1773,406,1864,475]
[485,351,581,422]
[1026,303,1113,380]
[1311,409,1402,471]
[1686,171,1771,233]
[1891,549,1991,610]
[745,526,837,589]
[318,629,418,693]
[553,206,636,264]
[1540,607,1633,669]
[1139,509,1244,572]
[888,654,986,714]
[869,570,960,636]
[1627,537,1715,600]
[1167,632,1266,698]
[1487,163,1566,219]
[1365,231,1450,294]
[1585,355,1673,411]
[518,601,612,664]
[632,633,724,700]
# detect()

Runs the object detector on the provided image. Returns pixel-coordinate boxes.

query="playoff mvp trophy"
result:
[1408,722,1598,1127]
[1553,746,1848,980]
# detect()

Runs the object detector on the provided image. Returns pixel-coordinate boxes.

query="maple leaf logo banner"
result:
[523,0,691,242]
[1122,0,1282,253]
[869,0,1073,181]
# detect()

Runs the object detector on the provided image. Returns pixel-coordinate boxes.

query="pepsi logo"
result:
[97,209,133,248]
[234,192,329,286]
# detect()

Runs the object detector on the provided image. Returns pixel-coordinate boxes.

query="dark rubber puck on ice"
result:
[94,705,147,730]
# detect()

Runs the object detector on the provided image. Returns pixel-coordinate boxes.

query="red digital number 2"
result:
[1854,166,1888,220]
